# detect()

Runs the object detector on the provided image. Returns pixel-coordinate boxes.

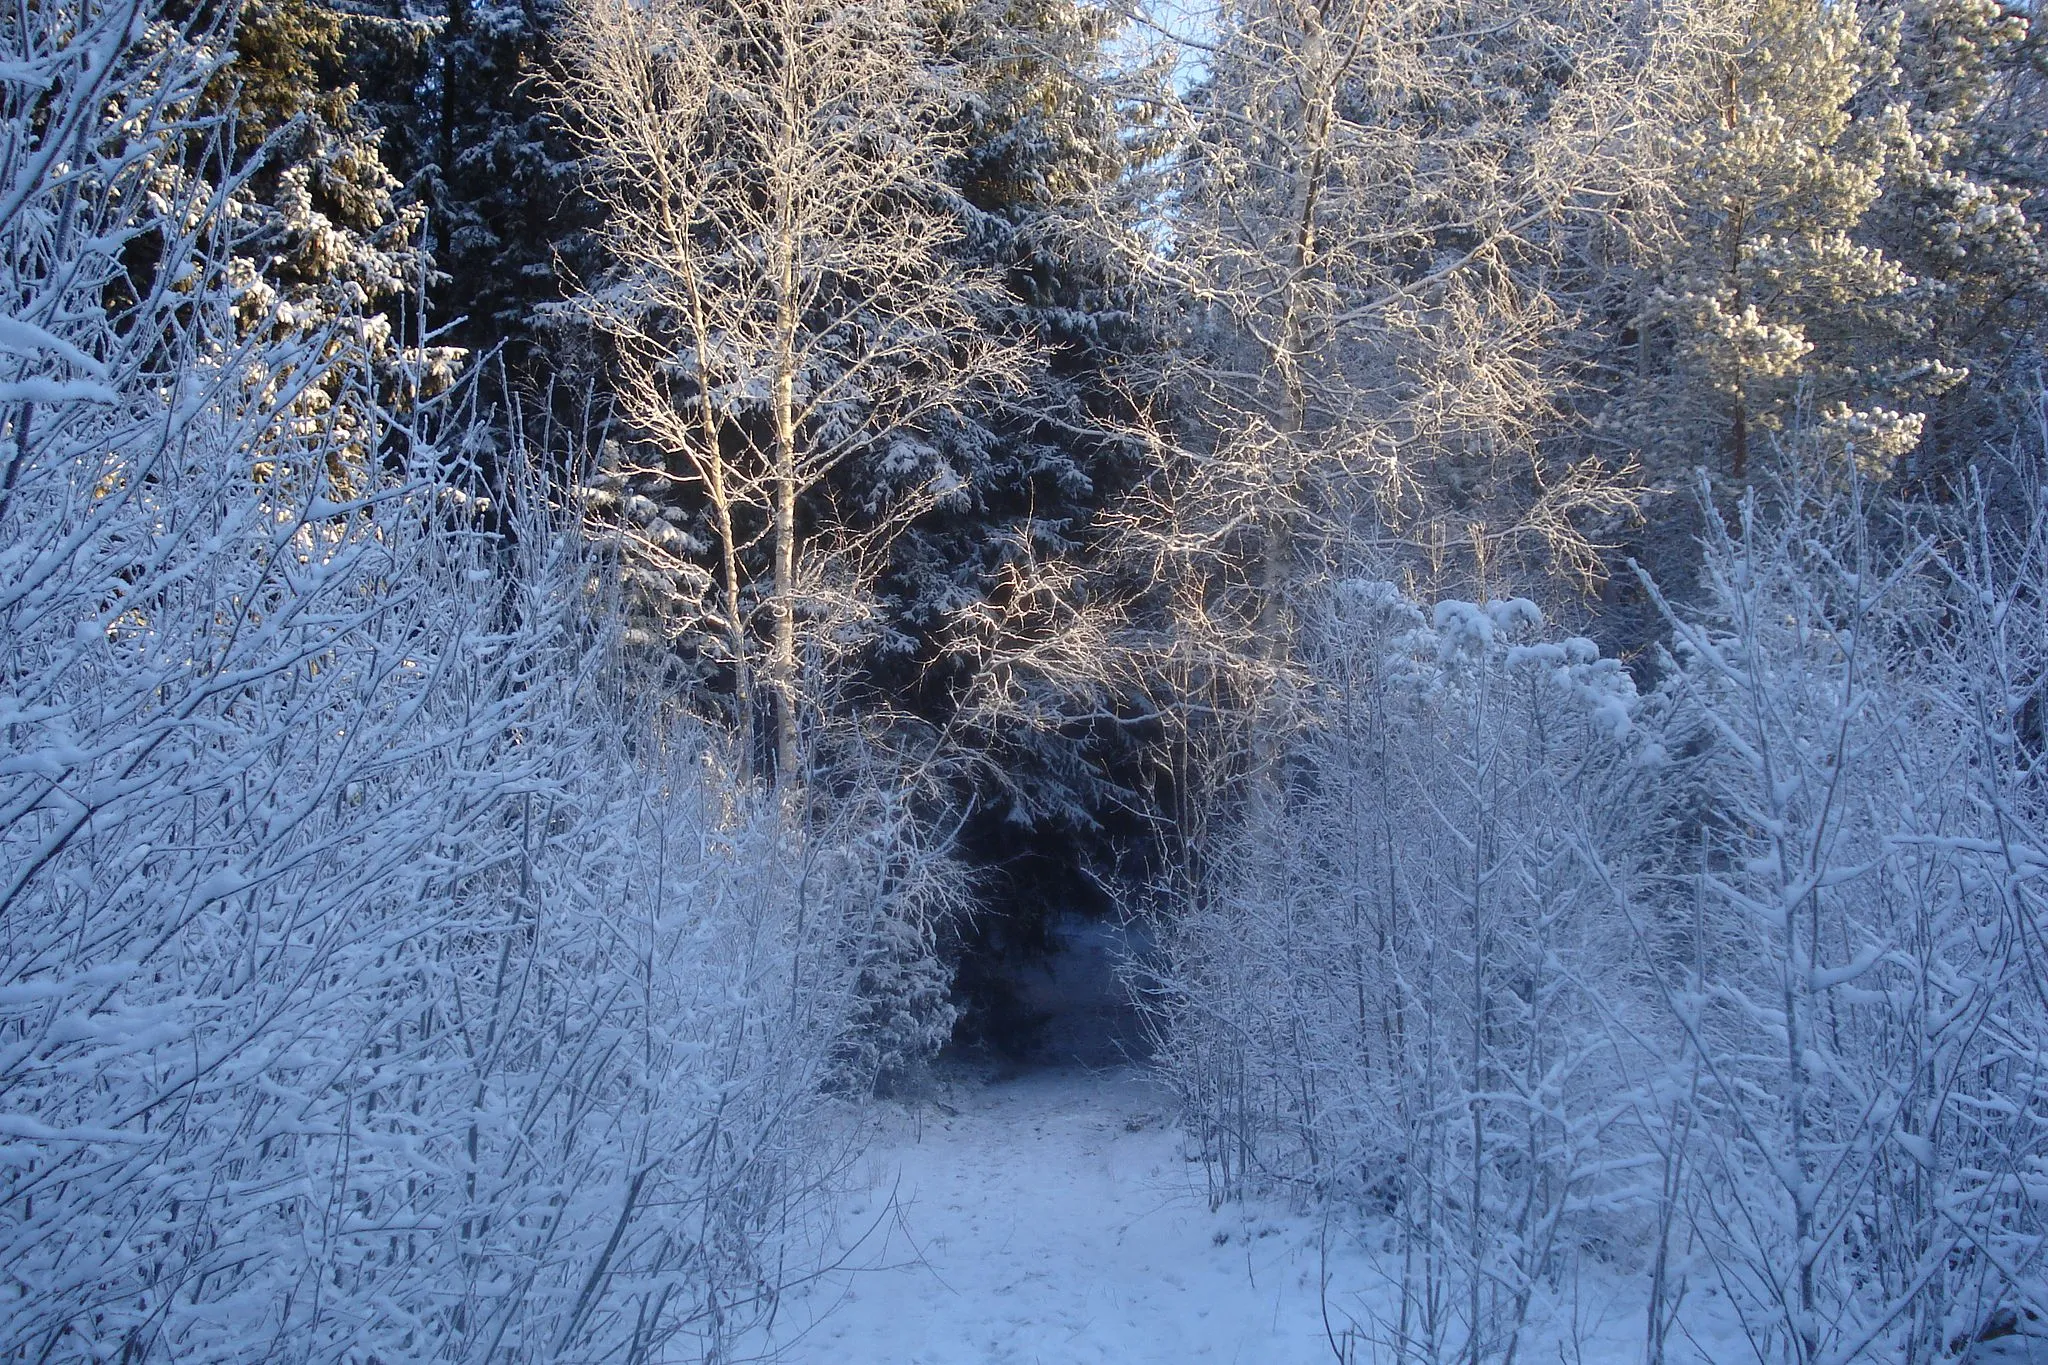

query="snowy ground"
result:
[744,1063,2048,1364]
[742,1066,1687,1365]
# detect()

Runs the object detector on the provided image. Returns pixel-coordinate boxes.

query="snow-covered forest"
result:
[1,0,2044,1357]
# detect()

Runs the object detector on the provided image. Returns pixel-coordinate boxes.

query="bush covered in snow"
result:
[1144,463,2048,1363]
[0,5,953,1359]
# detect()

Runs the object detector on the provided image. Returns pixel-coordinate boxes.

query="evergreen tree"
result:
[1865,0,2046,484]
[867,0,1163,1044]
[183,0,430,369]
[1608,0,1942,485]
[865,0,1153,832]
[358,0,592,373]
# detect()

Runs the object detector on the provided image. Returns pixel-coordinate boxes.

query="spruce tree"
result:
[864,0,1152,830]
[155,0,442,453]
[368,0,592,372]
[866,0,1162,1044]
[1865,0,2046,484]
[152,0,421,340]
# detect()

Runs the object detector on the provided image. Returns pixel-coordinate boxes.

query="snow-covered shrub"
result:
[1144,580,1650,1361]
[407,643,890,1362]
[0,5,947,1359]
[1601,471,2048,1365]
[1148,436,2048,1364]
[819,777,965,1094]
[1152,457,2048,1363]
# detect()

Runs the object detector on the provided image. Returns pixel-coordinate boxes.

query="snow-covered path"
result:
[745,1067,1369,1365]
[740,1067,1876,1365]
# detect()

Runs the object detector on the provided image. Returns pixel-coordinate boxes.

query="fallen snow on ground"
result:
[744,1066,1705,1365]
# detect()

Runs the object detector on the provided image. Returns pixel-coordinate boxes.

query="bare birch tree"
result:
[1025,0,1748,871]
[1125,0,1726,588]
[554,0,1028,784]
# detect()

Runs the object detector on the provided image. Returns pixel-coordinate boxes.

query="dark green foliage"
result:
[349,0,592,374]
[1868,0,2048,487]
[863,0,1153,826]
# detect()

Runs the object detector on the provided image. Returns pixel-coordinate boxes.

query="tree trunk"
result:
[1723,67,1750,484]
[707,462,752,783]
[771,364,799,785]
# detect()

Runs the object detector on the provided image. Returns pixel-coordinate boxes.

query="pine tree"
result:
[1610,0,1942,484]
